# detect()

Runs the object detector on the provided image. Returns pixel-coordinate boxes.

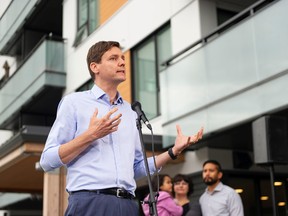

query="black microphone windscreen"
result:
[131,101,152,130]
[131,101,141,111]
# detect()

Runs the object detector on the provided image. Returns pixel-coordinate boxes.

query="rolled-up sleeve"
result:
[40,96,76,172]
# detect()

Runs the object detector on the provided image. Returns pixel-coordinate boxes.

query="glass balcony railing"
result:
[0,0,38,52]
[0,38,66,126]
[160,0,288,146]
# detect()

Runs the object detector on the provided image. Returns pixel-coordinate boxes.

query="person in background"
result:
[40,41,204,216]
[199,160,244,216]
[173,174,202,216]
[142,174,183,216]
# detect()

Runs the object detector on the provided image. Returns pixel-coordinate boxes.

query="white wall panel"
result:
[63,0,199,93]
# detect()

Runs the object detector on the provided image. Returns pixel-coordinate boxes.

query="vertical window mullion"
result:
[86,0,89,34]
[154,34,160,116]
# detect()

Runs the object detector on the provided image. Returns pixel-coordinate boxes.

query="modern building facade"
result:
[0,0,288,215]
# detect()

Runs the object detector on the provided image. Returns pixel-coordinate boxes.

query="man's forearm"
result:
[155,147,180,168]
[59,130,94,164]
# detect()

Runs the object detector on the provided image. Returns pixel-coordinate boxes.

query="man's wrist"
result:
[168,147,178,160]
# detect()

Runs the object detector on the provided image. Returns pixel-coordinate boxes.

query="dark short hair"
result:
[203,159,222,172]
[86,41,120,80]
[151,174,171,192]
[172,174,194,196]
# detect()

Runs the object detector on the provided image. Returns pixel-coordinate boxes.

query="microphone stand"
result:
[268,163,278,216]
[135,117,158,216]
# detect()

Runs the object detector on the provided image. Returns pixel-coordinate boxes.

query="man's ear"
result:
[218,171,223,180]
[90,62,99,74]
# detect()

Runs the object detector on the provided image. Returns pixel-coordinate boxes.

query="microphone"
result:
[131,101,152,130]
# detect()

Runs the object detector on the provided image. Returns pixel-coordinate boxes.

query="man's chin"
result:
[118,77,126,83]
[204,181,215,186]
[204,180,217,186]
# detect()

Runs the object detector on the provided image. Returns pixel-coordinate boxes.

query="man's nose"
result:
[119,59,125,66]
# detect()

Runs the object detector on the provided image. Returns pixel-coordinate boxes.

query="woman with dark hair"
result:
[142,174,183,216]
[173,174,201,216]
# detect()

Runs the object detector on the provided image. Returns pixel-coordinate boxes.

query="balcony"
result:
[0,38,66,129]
[0,0,62,55]
[160,0,288,146]
[0,0,38,52]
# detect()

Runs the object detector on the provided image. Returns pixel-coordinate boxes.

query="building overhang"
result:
[0,125,48,192]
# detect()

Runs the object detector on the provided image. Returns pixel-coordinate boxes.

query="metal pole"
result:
[269,164,278,216]
[135,118,158,216]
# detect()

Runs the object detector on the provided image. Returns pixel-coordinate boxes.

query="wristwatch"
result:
[168,147,177,160]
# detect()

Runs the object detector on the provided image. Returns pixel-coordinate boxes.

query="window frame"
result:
[131,23,171,120]
[73,0,98,47]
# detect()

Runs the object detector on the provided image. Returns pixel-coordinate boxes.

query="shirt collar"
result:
[205,181,223,194]
[214,181,223,191]
[91,84,123,105]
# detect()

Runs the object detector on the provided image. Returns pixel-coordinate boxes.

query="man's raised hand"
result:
[88,107,122,141]
[174,125,204,155]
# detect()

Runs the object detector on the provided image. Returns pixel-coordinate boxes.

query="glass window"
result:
[156,25,172,71]
[89,0,98,33]
[224,173,288,216]
[78,0,88,27]
[73,0,99,47]
[132,24,171,120]
[259,179,287,216]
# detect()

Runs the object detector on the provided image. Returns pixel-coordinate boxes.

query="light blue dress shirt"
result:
[40,84,156,195]
[199,182,244,216]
